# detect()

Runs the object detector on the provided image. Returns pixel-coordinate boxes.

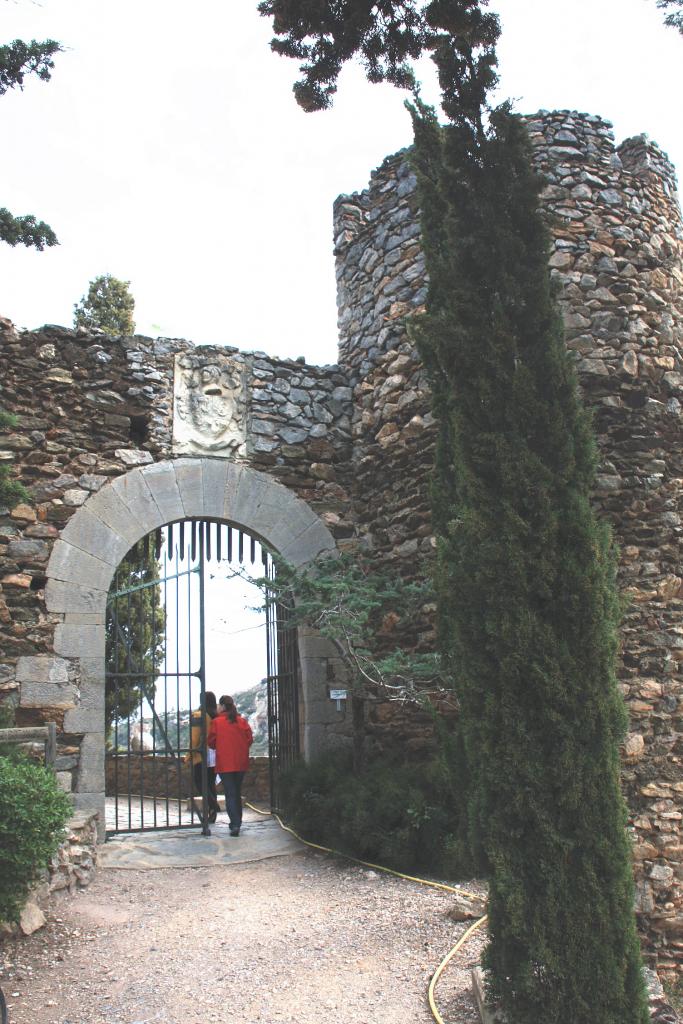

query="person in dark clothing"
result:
[208,695,253,836]
[185,690,219,824]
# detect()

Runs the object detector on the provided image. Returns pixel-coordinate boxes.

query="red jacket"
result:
[207,713,253,773]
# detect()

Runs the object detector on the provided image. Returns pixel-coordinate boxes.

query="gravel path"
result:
[1,849,487,1024]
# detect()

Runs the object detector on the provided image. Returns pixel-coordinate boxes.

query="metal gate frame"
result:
[106,522,209,836]
[105,518,301,836]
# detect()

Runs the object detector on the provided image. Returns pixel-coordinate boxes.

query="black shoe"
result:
[208,811,217,824]
[230,828,240,837]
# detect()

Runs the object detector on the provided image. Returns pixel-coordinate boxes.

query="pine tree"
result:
[258,0,430,110]
[73,275,136,335]
[0,39,60,95]
[0,40,60,250]
[232,551,445,770]
[656,0,683,32]
[0,208,57,251]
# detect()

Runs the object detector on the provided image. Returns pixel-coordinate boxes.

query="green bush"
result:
[664,976,683,1015]
[0,756,72,923]
[0,408,31,510]
[280,733,472,879]
[0,703,28,763]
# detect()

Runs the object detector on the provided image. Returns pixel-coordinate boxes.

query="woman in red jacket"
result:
[207,695,253,837]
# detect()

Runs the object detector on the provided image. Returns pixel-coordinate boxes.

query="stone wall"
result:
[48,810,98,894]
[104,753,270,803]
[105,754,195,800]
[0,323,355,541]
[0,321,355,814]
[333,111,683,974]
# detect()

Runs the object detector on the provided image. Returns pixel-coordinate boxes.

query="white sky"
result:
[1,0,681,367]
[144,530,267,716]
[203,569,267,700]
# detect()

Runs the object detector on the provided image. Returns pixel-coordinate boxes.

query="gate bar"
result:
[198,522,210,836]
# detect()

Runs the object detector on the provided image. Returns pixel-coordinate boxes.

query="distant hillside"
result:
[234,679,268,755]
[108,679,270,756]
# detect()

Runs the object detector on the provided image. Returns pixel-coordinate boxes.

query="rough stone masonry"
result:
[0,110,681,976]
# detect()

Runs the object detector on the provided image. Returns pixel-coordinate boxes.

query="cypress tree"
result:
[259,1,649,1017]
[410,96,648,1024]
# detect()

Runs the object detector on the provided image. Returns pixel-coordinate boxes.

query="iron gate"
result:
[266,557,301,814]
[105,518,300,837]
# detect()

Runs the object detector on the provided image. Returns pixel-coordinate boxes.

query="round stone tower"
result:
[334,110,683,975]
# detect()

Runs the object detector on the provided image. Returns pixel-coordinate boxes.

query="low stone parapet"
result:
[47,810,98,894]
[105,753,271,804]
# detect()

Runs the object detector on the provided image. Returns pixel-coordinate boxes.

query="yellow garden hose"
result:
[244,800,272,816]
[244,800,488,1022]
[427,914,488,1024]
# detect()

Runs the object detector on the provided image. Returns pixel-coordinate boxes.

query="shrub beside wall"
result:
[281,736,472,879]
[0,756,72,923]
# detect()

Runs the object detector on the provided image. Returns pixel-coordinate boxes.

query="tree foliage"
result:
[0,39,60,250]
[251,552,445,697]
[260,0,679,113]
[259,0,428,110]
[106,537,165,735]
[419,17,646,1022]
[0,208,57,250]
[258,0,498,111]
[657,0,683,32]
[0,38,60,96]
[74,274,136,335]
[227,551,449,768]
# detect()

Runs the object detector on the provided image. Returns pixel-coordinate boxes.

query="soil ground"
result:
[0,838,487,1024]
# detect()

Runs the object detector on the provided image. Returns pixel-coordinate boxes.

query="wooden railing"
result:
[0,723,57,769]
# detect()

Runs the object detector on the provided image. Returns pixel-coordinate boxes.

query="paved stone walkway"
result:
[99,805,300,869]
[105,793,243,832]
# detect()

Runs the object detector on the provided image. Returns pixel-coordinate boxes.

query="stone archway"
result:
[44,458,340,833]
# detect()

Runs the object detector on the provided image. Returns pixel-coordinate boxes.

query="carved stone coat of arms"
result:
[172,350,247,456]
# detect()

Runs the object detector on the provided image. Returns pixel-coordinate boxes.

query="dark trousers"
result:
[192,763,219,816]
[221,771,245,829]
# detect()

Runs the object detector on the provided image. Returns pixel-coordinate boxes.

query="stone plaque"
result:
[173,350,247,456]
